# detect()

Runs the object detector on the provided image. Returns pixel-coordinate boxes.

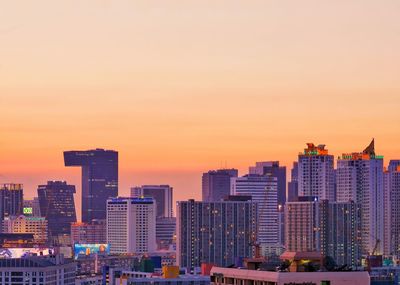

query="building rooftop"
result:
[210,267,370,285]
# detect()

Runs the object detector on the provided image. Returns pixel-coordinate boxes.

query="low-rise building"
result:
[111,269,210,285]
[3,215,48,243]
[210,267,369,285]
[71,220,107,245]
[75,275,103,285]
[0,254,76,285]
[76,254,139,276]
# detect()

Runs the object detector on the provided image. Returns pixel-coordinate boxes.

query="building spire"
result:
[363,138,375,156]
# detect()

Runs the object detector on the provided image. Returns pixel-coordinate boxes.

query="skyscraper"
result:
[202,169,238,202]
[64,149,118,223]
[323,200,362,267]
[107,197,156,254]
[176,198,257,269]
[249,161,286,206]
[0,184,23,221]
[131,185,173,218]
[298,143,335,201]
[231,174,281,256]
[37,181,77,244]
[336,139,384,255]
[285,197,361,267]
[386,160,400,258]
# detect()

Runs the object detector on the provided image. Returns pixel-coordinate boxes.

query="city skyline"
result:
[1,2,400,283]
[1,2,400,221]
[1,140,399,220]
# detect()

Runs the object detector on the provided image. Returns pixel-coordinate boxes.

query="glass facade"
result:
[64,149,118,223]
[37,181,77,244]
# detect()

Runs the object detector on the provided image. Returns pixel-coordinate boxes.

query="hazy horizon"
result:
[1,1,400,220]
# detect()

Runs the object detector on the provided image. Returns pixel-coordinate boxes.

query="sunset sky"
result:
[1,1,400,220]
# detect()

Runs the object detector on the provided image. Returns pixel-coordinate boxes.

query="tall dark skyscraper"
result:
[202,169,238,202]
[37,181,77,244]
[0,184,23,220]
[64,149,118,223]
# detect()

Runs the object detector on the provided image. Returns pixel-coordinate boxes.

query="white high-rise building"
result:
[298,143,335,201]
[231,174,280,255]
[336,139,384,255]
[107,197,156,254]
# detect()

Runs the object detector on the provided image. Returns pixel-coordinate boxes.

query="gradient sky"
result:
[1,1,400,220]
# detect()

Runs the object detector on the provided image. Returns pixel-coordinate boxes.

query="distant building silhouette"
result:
[64,148,118,223]
[37,181,77,245]
[0,184,23,221]
[131,185,173,218]
[287,162,298,202]
[23,197,41,217]
[202,169,238,202]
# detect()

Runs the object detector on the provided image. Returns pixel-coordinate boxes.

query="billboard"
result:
[74,244,110,259]
[0,248,52,258]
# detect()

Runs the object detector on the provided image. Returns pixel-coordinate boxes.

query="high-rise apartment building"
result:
[0,184,23,221]
[386,160,400,258]
[176,198,257,269]
[285,197,361,267]
[298,143,335,201]
[202,169,238,202]
[23,197,41,217]
[249,161,286,252]
[231,174,280,254]
[37,181,77,244]
[131,185,173,218]
[3,215,48,243]
[64,149,118,223]
[249,161,286,206]
[71,219,107,245]
[107,197,156,254]
[336,139,384,255]
[323,200,362,267]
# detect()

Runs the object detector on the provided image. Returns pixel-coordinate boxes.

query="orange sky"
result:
[1,1,400,220]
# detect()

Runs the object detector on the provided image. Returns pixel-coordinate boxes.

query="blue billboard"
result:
[74,244,110,259]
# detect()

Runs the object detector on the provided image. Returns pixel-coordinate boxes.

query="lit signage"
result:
[0,248,52,258]
[23,207,33,215]
[73,244,110,259]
